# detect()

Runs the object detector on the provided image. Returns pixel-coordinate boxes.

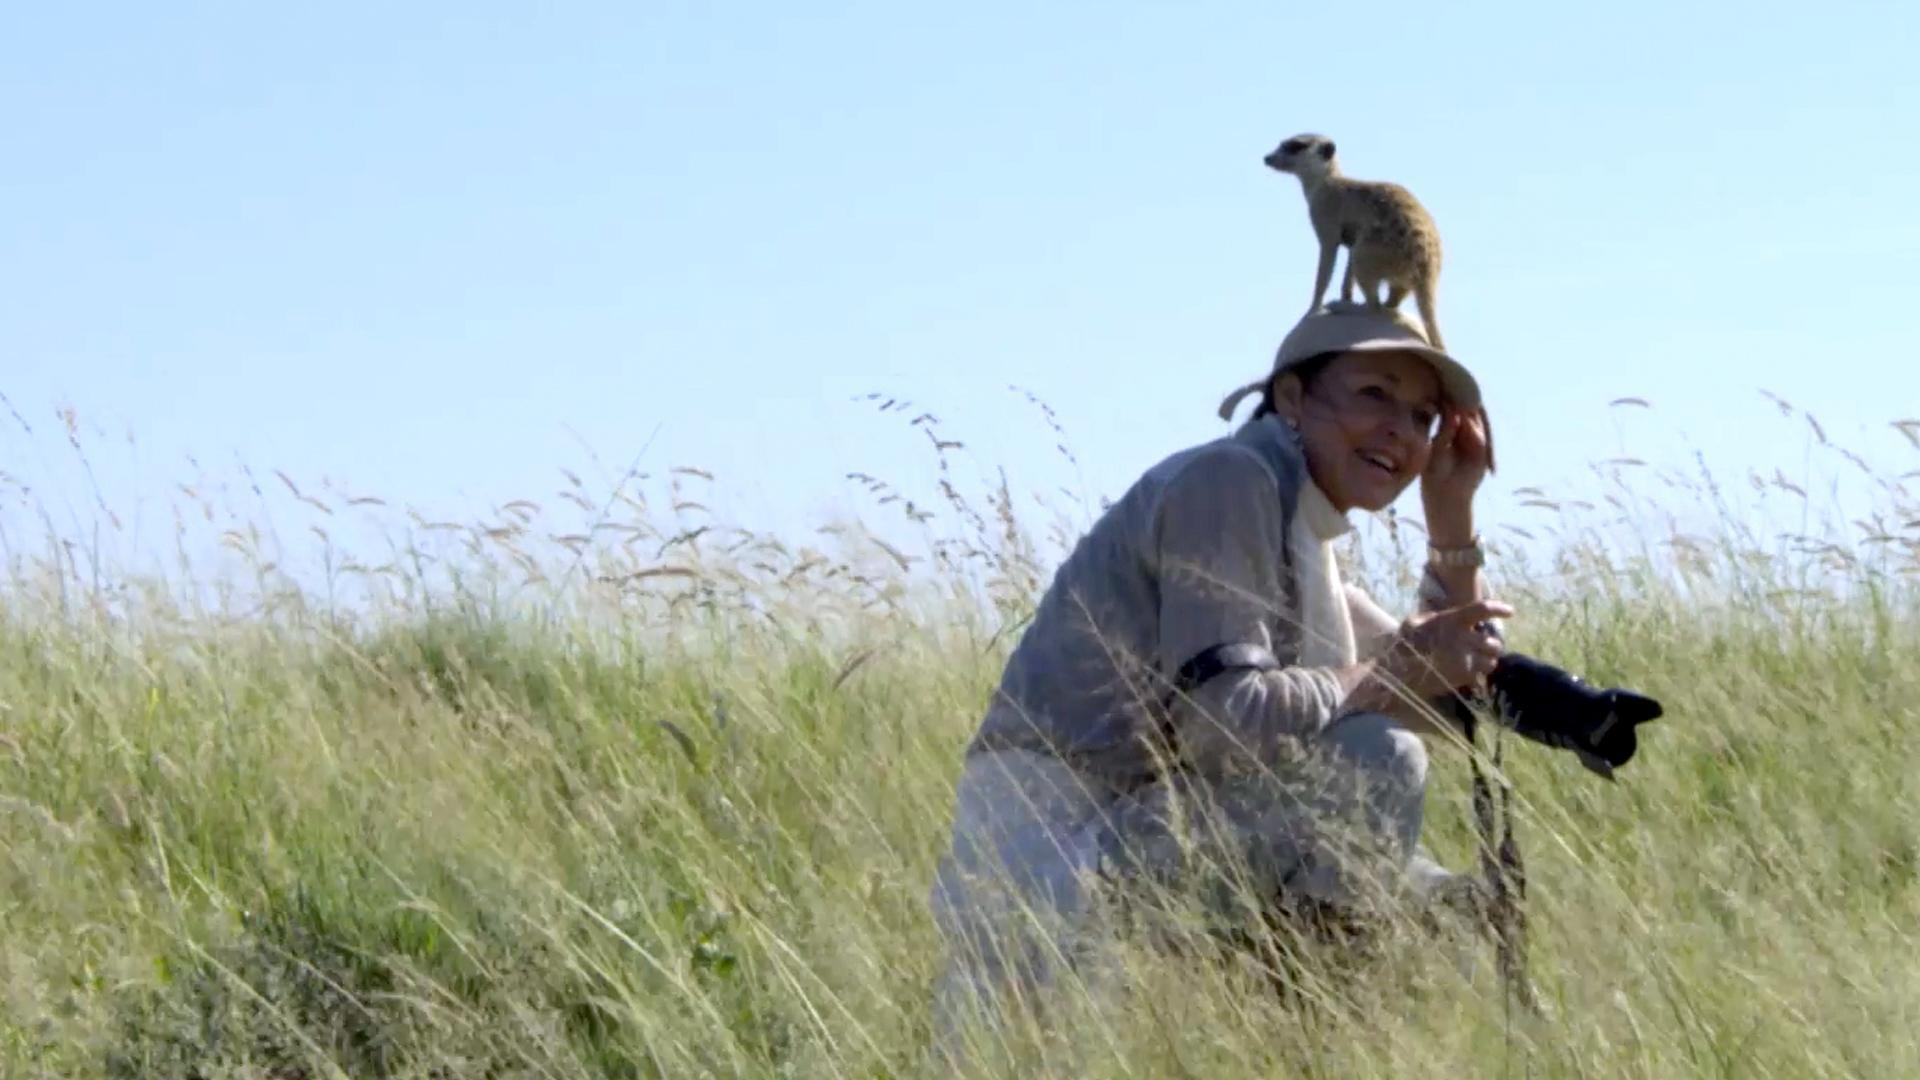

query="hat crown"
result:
[1275,300,1431,367]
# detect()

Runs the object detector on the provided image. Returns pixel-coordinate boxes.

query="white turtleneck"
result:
[1289,473,1358,669]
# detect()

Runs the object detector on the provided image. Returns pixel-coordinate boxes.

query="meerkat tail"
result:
[1414,278,1445,350]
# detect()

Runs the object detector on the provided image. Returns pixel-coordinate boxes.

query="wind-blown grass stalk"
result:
[2,390,1918,1076]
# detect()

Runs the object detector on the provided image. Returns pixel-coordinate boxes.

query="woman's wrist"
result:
[1424,502,1476,549]
[1339,659,1407,717]
[1351,648,1439,707]
[1420,546,1488,608]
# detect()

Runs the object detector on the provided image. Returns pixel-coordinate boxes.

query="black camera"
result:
[1461,652,1664,779]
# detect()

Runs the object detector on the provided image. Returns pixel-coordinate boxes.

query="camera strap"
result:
[1455,693,1539,1016]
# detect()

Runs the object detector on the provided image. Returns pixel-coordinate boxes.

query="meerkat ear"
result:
[1317,140,1336,161]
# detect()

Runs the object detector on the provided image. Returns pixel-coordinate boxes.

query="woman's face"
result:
[1271,350,1442,513]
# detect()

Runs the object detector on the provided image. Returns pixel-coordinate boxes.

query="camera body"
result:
[1462,652,1663,779]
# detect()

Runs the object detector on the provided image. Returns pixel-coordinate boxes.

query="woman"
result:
[928,300,1513,1035]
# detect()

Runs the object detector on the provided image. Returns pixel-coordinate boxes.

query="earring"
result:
[1280,417,1303,449]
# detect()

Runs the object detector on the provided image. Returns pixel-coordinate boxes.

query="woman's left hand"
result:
[1421,407,1493,518]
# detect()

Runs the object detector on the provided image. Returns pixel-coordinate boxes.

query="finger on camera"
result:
[1443,599,1515,625]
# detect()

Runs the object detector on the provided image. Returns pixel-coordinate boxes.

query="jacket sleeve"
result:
[1150,446,1347,773]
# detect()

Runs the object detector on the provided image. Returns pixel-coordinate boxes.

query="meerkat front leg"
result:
[1340,253,1357,303]
[1311,238,1338,313]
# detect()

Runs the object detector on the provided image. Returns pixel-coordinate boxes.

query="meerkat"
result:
[1263,133,1495,471]
[1263,133,1446,348]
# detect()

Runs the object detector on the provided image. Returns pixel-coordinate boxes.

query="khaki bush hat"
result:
[1217,299,1483,421]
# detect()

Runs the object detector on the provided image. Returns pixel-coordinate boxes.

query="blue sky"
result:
[5,1,1919,586]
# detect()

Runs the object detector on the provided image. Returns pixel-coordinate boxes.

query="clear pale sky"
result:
[6,2,1918,583]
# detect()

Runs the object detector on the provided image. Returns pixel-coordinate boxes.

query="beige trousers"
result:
[926,712,1453,1040]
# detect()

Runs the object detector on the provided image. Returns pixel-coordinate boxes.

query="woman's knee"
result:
[931,750,1109,956]
[1323,711,1430,795]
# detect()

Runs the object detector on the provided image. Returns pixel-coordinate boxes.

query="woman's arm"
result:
[1150,447,1352,770]
[1348,584,1457,738]
[1418,409,1494,612]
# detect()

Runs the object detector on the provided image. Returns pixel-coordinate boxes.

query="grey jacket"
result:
[969,415,1406,791]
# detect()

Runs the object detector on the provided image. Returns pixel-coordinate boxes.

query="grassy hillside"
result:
[4,404,1919,1077]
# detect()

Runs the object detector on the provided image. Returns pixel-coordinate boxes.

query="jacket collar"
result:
[1231,414,1351,539]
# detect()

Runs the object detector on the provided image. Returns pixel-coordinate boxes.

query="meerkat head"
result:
[1264,133,1339,180]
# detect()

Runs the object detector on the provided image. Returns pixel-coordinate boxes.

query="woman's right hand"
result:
[1379,599,1515,700]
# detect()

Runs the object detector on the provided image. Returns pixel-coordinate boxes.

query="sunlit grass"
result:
[2,390,1918,1077]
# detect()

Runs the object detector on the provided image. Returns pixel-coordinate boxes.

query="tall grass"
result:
[3,391,1919,1077]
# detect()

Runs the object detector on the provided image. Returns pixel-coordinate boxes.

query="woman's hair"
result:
[1252,351,1339,419]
